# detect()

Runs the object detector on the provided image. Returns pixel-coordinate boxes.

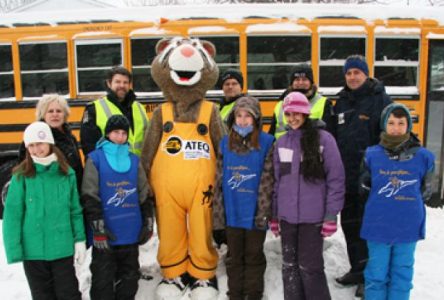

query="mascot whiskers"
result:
[141,37,225,300]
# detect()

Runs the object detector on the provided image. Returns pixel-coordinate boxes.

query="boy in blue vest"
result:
[359,103,435,300]
[82,115,154,300]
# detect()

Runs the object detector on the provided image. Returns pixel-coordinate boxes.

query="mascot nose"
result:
[180,45,195,58]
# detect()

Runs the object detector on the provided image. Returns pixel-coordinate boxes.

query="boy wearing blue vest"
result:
[212,96,274,300]
[82,115,154,300]
[360,103,435,300]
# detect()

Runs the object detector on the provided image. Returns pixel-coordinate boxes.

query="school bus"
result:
[0,4,443,204]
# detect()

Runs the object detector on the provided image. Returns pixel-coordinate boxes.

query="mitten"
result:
[91,219,115,251]
[269,219,280,237]
[138,217,154,245]
[212,229,227,247]
[424,195,444,209]
[321,220,337,238]
[74,242,86,265]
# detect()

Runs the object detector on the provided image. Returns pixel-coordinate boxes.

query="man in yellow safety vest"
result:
[80,66,149,156]
[268,64,334,139]
[219,69,245,126]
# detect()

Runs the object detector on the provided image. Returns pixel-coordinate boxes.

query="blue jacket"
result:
[360,144,435,243]
[334,78,392,194]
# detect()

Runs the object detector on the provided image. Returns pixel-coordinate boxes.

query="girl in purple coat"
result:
[272,92,345,300]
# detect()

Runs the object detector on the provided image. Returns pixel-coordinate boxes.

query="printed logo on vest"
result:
[378,176,417,198]
[163,135,211,159]
[228,172,256,190]
[107,187,137,207]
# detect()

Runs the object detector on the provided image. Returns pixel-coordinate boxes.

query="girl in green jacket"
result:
[2,121,86,300]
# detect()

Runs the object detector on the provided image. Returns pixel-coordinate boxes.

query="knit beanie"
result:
[23,121,55,147]
[283,92,311,115]
[343,55,369,76]
[221,69,244,89]
[290,64,314,85]
[227,96,261,128]
[105,115,130,136]
[380,103,412,133]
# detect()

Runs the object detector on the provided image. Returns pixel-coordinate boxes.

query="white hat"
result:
[23,121,55,147]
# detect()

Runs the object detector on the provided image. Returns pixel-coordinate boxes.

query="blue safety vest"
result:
[361,145,434,243]
[221,132,274,230]
[89,148,142,245]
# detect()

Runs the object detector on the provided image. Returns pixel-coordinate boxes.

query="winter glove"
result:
[213,229,227,248]
[269,219,280,237]
[321,220,337,238]
[91,219,116,251]
[138,217,154,245]
[424,194,444,209]
[74,242,87,265]
[254,216,268,230]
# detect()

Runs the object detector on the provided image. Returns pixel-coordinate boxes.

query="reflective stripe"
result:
[135,102,149,132]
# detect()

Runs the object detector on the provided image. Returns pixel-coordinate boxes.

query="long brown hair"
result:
[13,145,70,178]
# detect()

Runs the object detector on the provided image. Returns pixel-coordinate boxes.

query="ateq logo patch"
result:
[163,136,211,160]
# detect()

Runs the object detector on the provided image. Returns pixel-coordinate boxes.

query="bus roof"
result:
[0,3,443,28]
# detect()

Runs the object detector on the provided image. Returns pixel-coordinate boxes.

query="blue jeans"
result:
[364,241,416,300]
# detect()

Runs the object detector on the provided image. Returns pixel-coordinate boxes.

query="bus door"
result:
[426,39,444,202]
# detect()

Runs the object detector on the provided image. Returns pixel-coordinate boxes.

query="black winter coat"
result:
[333,78,392,194]
[19,123,83,192]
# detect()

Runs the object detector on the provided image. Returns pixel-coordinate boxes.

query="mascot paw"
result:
[190,277,219,300]
[155,275,190,300]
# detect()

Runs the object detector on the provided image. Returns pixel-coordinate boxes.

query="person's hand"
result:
[91,219,115,251]
[138,217,154,245]
[213,229,227,248]
[269,219,280,237]
[321,220,337,238]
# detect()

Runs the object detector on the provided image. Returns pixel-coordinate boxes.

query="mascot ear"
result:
[201,40,216,58]
[155,38,172,55]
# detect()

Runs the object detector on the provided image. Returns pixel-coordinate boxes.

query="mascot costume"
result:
[141,37,225,300]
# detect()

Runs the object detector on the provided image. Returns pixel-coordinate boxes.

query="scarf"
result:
[379,132,410,151]
[31,153,57,166]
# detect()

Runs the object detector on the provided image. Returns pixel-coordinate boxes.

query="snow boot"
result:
[190,276,218,300]
[155,273,191,300]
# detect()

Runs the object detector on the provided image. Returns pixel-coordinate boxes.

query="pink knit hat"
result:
[283,92,311,115]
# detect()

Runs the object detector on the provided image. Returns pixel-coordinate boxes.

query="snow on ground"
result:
[1,207,443,299]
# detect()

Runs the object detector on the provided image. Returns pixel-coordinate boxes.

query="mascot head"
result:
[151,37,219,105]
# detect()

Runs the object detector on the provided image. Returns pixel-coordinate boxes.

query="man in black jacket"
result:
[80,66,149,157]
[333,55,392,296]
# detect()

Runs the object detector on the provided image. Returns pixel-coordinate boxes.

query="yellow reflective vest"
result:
[274,93,327,139]
[220,101,236,125]
[94,97,149,156]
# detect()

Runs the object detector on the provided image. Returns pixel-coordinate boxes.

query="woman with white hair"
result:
[19,94,83,190]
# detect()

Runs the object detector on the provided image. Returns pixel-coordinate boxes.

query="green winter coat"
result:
[2,162,85,264]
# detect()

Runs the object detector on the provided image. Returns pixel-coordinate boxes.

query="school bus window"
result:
[19,42,68,98]
[197,36,240,89]
[374,37,419,87]
[131,38,161,93]
[429,41,444,92]
[75,39,122,93]
[247,35,311,90]
[319,37,366,87]
[0,44,14,99]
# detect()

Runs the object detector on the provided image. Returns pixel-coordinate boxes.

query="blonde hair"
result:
[35,94,70,122]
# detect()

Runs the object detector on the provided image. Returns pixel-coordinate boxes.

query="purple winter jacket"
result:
[273,128,345,224]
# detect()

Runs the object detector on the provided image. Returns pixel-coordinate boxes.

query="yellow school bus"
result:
[1,4,444,203]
